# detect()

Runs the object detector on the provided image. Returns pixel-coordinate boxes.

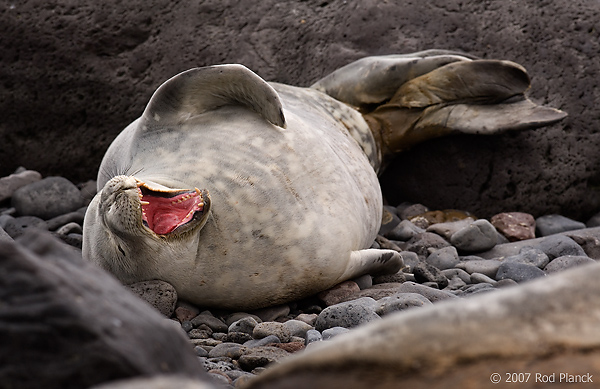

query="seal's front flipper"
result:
[340,249,403,281]
[141,64,286,130]
[363,59,566,162]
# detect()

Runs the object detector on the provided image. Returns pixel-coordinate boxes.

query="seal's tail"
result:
[311,51,566,167]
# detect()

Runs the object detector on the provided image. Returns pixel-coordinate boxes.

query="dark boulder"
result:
[0,230,207,389]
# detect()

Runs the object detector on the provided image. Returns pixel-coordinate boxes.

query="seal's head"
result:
[84,175,211,282]
[99,175,211,238]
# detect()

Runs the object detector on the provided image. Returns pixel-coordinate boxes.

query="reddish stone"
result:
[317,281,360,306]
[491,212,536,241]
[269,342,306,353]
[174,306,199,323]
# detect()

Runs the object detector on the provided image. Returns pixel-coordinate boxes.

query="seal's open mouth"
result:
[136,183,210,235]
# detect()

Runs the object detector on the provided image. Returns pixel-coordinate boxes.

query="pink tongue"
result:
[141,191,202,235]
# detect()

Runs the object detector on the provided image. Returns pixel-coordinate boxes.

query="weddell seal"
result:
[83,50,565,309]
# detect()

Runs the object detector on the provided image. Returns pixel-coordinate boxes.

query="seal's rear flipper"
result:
[340,249,404,281]
[313,52,566,166]
[364,59,567,161]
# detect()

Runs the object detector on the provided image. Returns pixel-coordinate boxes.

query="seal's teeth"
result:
[195,187,202,197]
[136,181,144,188]
[140,200,150,205]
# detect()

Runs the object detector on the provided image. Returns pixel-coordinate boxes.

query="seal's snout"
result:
[137,183,211,236]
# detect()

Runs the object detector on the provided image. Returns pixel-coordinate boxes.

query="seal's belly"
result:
[122,91,382,304]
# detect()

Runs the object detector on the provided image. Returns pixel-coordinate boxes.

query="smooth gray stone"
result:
[455,259,502,278]
[538,234,587,260]
[190,314,229,333]
[11,177,84,220]
[386,219,425,241]
[0,170,42,202]
[503,248,549,269]
[440,268,472,284]
[244,335,281,348]
[305,329,323,346]
[496,262,546,283]
[536,214,586,236]
[3,215,48,238]
[544,255,595,273]
[450,219,498,252]
[208,342,248,359]
[470,272,497,284]
[282,319,314,338]
[392,281,458,302]
[425,246,459,270]
[322,327,350,340]
[228,317,259,335]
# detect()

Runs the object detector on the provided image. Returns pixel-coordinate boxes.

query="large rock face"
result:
[0,230,208,389]
[1,0,599,219]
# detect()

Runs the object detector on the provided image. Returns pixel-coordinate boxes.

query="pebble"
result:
[250,304,290,322]
[440,268,472,284]
[460,283,496,295]
[244,335,281,348]
[386,219,425,241]
[252,322,292,343]
[175,302,201,322]
[225,312,262,326]
[11,176,84,219]
[392,281,458,302]
[237,346,291,371]
[317,280,361,306]
[127,280,177,317]
[496,262,547,283]
[314,297,381,331]
[281,319,313,338]
[352,274,373,290]
[208,343,248,359]
[226,332,254,344]
[379,206,401,236]
[229,317,259,335]
[404,232,451,257]
[426,217,475,240]
[544,255,595,273]
[502,248,550,269]
[398,203,429,220]
[450,219,498,252]
[294,313,318,326]
[375,293,432,315]
[322,326,351,340]
[191,313,229,333]
[455,259,502,278]
[469,272,497,285]
[412,261,448,288]
[536,214,587,236]
[0,169,42,202]
[3,215,48,238]
[425,246,460,270]
[536,234,587,259]
[491,212,536,241]
[305,329,323,345]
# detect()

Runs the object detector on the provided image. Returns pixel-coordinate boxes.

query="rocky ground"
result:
[2,166,600,388]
